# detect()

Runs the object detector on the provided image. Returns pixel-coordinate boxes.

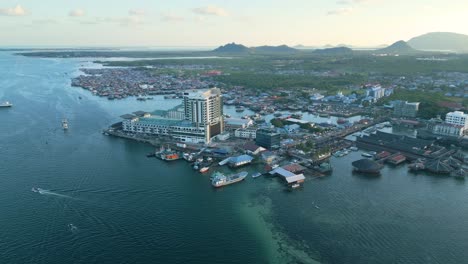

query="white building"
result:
[433,123,465,137]
[234,128,258,139]
[122,116,207,143]
[445,111,468,129]
[122,88,224,144]
[366,86,385,102]
[183,88,224,139]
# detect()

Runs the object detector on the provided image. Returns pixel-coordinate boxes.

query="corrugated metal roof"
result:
[229,154,253,163]
[285,174,305,184]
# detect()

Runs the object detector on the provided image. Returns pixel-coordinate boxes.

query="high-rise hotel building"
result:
[122,88,224,144]
[183,88,224,142]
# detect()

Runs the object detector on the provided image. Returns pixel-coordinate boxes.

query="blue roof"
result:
[230,154,253,163]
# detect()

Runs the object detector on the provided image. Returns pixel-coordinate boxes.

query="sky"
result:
[1,0,468,47]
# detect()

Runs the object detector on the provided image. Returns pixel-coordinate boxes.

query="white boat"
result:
[252,172,262,178]
[362,152,373,158]
[62,119,68,130]
[350,147,358,151]
[199,167,209,173]
[0,101,13,108]
[291,183,301,189]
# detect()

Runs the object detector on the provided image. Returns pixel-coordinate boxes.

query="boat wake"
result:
[31,187,74,199]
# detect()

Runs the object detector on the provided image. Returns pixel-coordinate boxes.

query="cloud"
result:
[0,4,28,16]
[192,5,228,16]
[33,19,58,25]
[129,9,145,16]
[161,13,184,22]
[327,7,354,15]
[79,16,144,27]
[69,9,85,17]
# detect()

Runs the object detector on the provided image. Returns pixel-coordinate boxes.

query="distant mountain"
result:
[253,45,297,53]
[313,47,353,55]
[408,32,468,52]
[213,43,249,53]
[213,43,298,53]
[376,40,418,54]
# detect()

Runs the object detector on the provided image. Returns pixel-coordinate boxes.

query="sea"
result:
[1,51,468,264]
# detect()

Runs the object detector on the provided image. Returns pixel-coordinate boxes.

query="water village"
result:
[94,82,468,189]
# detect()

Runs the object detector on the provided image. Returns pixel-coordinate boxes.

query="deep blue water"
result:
[1,51,468,264]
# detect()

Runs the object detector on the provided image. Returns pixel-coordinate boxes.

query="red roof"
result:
[390,154,406,162]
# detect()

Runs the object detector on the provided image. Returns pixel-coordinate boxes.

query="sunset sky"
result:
[1,0,468,47]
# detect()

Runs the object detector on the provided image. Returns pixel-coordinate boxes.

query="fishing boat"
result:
[0,101,13,108]
[361,152,373,158]
[156,145,180,161]
[350,146,358,151]
[199,167,209,173]
[62,119,68,130]
[235,105,245,112]
[211,171,248,188]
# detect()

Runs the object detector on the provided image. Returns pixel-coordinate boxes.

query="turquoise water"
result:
[1,51,468,264]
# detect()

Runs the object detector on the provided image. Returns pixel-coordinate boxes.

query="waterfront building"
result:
[433,122,465,137]
[269,167,305,185]
[122,116,206,143]
[445,111,468,129]
[242,142,266,155]
[225,118,253,130]
[183,88,224,139]
[122,88,224,144]
[228,154,254,167]
[234,127,258,139]
[255,129,281,150]
[393,100,420,118]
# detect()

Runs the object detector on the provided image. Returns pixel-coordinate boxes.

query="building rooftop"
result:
[229,154,254,164]
[138,117,194,127]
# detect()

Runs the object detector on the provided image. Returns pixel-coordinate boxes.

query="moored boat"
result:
[199,167,209,173]
[157,145,180,161]
[252,172,262,178]
[211,171,248,187]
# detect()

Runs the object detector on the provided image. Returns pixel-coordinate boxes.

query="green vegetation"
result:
[380,89,468,119]
[297,140,315,152]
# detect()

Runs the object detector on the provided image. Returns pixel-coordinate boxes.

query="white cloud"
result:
[161,13,184,22]
[129,9,145,16]
[33,19,58,25]
[327,7,354,15]
[69,9,85,17]
[0,5,28,16]
[192,5,228,16]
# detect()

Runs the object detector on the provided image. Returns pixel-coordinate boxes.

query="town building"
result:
[393,100,420,118]
[256,129,281,149]
[445,111,468,129]
[122,88,224,144]
[365,85,385,102]
[234,127,258,139]
[225,118,254,130]
[183,88,224,139]
[433,123,465,137]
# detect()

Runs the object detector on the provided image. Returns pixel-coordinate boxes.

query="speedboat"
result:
[0,101,13,108]
[252,172,262,178]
